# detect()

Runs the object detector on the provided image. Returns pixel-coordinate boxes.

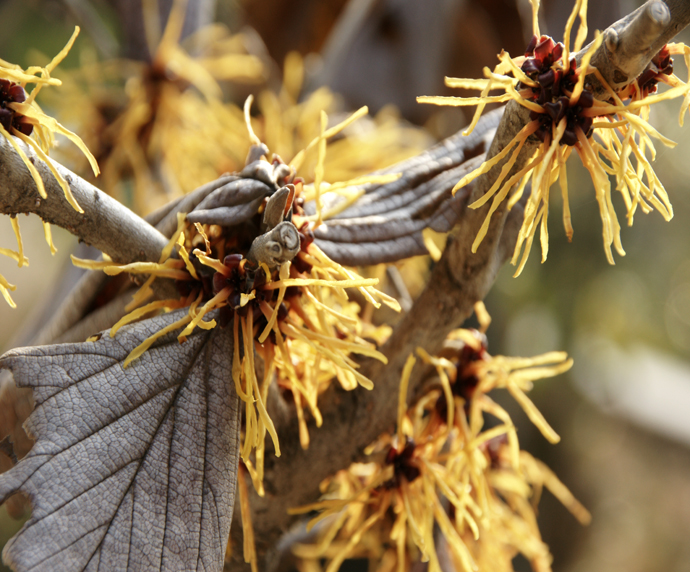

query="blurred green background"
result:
[2,0,690,571]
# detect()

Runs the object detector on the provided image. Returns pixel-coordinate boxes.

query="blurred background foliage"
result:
[2,0,690,571]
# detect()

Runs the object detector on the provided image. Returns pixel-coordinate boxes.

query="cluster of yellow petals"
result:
[238,102,401,490]
[47,0,428,218]
[233,239,399,572]
[78,1,264,214]
[68,102,409,570]
[254,54,430,188]
[1,28,100,307]
[418,0,690,275]
[288,316,588,572]
[74,219,399,501]
[68,93,411,509]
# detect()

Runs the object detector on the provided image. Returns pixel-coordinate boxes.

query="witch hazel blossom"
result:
[71,104,402,517]
[418,0,690,275]
[290,311,587,572]
[0,28,100,307]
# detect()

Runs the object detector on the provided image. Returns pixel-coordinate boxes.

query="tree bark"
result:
[0,136,177,300]
[227,1,690,569]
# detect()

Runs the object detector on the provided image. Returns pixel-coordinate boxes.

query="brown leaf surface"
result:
[0,309,240,572]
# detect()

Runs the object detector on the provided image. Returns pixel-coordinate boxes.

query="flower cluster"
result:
[38,3,265,215]
[520,35,594,146]
[45,3,429,218]
[636,44,674,97]
[73,106,402,496]
[289,316,588,572]
[418,0,690,275]
[250,52,432,187]
[1,28,99,307]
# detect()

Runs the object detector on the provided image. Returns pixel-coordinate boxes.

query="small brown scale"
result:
[0,80,33,136]
[519,35,594,146]
[637,44,674,96]
[383,438,421,488]
[434,330,490,420]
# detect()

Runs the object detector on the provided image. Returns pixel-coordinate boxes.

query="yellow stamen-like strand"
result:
[397,355,416,445]
[237,467,259,572]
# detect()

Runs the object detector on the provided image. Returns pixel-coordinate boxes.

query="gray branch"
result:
[594,0,690,89]
[0,135,176,300]
[0,1,688,569]
[229,1,690,569]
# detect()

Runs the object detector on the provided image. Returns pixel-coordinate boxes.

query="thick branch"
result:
[0,136,167,263]
[0,135,176,298]
[593,0,690,89]
[231,2,690,570]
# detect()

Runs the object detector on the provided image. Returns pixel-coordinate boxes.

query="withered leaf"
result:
[192,179,272,211]
[309,108,502,266]
[187,195,265,228]
[0,308,240,572]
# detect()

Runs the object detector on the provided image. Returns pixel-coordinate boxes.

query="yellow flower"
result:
[49,3,429,218]
[252,51,432,186]
[289,314,588,572]
[0,27,99,307]
[72,105,402,504]
[418,0,690,275]
[41,2,265,215]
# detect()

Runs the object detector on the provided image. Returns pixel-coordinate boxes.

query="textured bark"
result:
[591,0,690,89]
[0,135,175,300]
[228,2,690,569]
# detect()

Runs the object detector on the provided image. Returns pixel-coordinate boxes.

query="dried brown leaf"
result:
[0,309,240,572]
